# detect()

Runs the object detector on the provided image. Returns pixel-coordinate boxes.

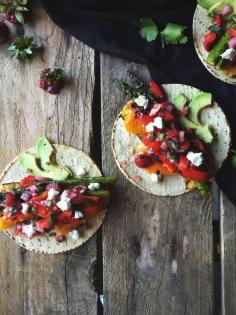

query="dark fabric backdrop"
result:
[42,0,236,205]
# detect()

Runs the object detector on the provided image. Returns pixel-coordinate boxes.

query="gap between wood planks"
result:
[90,52,222,315]
[91,51,104,315]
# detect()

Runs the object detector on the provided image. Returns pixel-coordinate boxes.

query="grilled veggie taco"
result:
[112,72,230,196]
[0,138,116,254]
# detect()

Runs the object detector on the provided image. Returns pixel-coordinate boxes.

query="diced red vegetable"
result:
[158,111,176,122]
[140,115,154,126]
[149,80,165,101]
[83,204,103,219]
[181,167,208,182]
[33,203,51,218]
[57,209,73,223]
[178,155,190,172]
[29,191,48,204]
[36,218,53,230]
[20,176,37,188]
[213,14,223,28]
[203,32,217,52]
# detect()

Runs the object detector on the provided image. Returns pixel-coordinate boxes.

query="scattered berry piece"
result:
[4,192,15,207]
[1,0,29,25]
[134,154,153,168]
[39,67,64,95]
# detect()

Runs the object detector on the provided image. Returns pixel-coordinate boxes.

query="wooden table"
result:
[0,3,235,315]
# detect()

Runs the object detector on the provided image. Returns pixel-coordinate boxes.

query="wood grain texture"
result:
[220,192,236,315]
[0,2,98,315]
[100,55,214,315]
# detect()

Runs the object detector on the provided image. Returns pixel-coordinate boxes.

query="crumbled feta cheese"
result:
[76,166,87,176]
[146,122,155,132]
[21,203,30,215]
[151,173,162,183]
[3,207,13,215]
[186,151,203,167]
[61,190,69,199]
[88,183,100,190]
[57,197,71,211]
[153,117,163,129]
[22,223,36,238]
[47,188,59,200]
[221,48,236,60]
[74,211,84,219]
[69,229,80,240]
[134,95,149,109]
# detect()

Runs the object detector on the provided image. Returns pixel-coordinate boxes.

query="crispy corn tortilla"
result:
[0,145,106,254]
[193,4,236,85]
[112,84,231,196]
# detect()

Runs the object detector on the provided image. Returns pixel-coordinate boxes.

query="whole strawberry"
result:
[0,21,9,43]
[0,0,29,24]
[39,67,64,95]
[134,154,153,168]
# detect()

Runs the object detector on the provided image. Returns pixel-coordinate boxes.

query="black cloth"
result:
[42,0,236,205]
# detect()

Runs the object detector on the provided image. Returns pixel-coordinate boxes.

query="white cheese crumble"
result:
[186,151,203,167]
[88,183,100,190]
[74,211,84,219]
[22,224,36,238]
[221,48,236,60]
[69,229,80,240]
[57,197,71,211]
[21,203,30,215]
[153,117,163,129]
[145,122,154,132]
[47,188,59,200]
[76,166,87,176]
[134,95,149,109]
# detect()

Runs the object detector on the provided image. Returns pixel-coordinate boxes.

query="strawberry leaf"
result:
[15,11,24,24]
[136,18,158,42]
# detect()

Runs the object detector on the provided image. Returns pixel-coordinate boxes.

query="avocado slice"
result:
[207,0,236,18]
[172,93,188,111]
[198,0,234,9]
[19,152,72,181]
[36,137,56,170]
[188,92,212,125]
[179,117,214,144]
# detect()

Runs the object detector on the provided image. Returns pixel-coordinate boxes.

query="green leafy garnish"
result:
[194,181,209,196]
[8,36,40,63]
[231,149,236,167]
[0,0,28,24]
[135,18,159,42]
[160,23,188,45]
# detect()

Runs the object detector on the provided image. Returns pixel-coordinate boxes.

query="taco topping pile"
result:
[199,0,236,77]
[0,138,116,241]
[115,72,215,193]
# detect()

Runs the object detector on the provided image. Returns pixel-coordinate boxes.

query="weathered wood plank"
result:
[220,192,236,315]
[0,3,98,315]
[100,55,214,315]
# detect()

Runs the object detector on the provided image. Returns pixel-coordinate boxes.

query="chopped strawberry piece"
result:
[203,32,217,52]
[180,139,190,152]
[20,176,36,188]
[143,135,161,153]
[158,111,176,122]
[46,183,62,192]
[72,186,87,195]
[213,14,223,28]
[70,193,88,205]
[166,130,180,140]
[178,155,190,172]
[4,192,15,207]
[134,154,153,168]
[29,191,48,204]
[228,28,236,37]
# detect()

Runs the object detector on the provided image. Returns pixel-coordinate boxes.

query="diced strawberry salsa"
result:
[127,82,209,183]
[0,177,109,242]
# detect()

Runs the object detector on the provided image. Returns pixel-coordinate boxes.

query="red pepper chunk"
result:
[20,176,36,188]
[149,80,165,101]
[57,209,73,223]
[213,14,223,28]
[228,28,236,37]
[178,155,190,172]
[203,32,217,52]
[83,204,103,219]
[33,203,51,218]
[181,167,208,182]
[29,191,48,204]
[36,218,53,230]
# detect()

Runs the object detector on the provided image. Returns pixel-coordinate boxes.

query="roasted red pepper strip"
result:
[29,191,48,204]
[33,203,51,218]
[149,80,165,101]
[181,167,208,182]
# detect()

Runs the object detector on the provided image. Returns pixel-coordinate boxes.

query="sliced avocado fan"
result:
[172,92,214,144]
[19,137,72,181]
